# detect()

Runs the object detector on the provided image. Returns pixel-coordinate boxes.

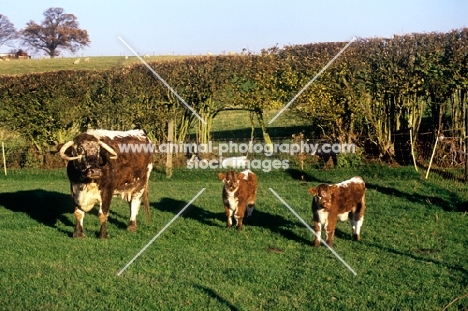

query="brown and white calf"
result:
[218,169,258,230]
[309,176,366,247]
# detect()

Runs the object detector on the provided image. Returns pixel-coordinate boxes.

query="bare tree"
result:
[0,14,17,48]
[21,7,90,58]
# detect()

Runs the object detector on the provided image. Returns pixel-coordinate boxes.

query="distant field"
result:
[0,55,191,76]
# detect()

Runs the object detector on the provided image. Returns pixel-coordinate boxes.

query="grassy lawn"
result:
[0,166,467,310]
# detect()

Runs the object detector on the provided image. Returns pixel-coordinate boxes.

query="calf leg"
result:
[351,213,364,241]
[234,214,244,231]
[234,207,246,231]
[245,204,255,224]
[224,206,233,228]
[313,221,322,247]
[73,207,86,238]
[351,198,366,241]
[325,216,337,248]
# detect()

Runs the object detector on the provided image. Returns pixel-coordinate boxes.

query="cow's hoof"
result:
[127,225,137,232]
[99,233,109,239]
[73,231,85,238]
[313,241,321,247]
[352,234,360,241]
[236,226,243,231]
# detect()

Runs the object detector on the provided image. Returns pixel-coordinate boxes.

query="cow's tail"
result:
[143,183,151,223]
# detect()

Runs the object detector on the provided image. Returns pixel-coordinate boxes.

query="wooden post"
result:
[465,106,468,181]
[409,128,418,172]
[166,119,174,178]
[2,142,6,176]
[425,133,439,179]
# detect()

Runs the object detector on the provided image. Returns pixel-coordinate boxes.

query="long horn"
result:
[59,141,82,161]
[99,141,118,159]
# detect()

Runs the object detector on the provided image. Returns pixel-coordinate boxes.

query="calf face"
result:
[218,170,258,230]
[309,176,366,247]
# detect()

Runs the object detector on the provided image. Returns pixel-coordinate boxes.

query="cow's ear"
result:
[218,173,226,181]
[309,187,317,195]
[237,173,245,180]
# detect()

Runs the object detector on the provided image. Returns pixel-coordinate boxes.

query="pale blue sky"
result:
[1,0,467,57]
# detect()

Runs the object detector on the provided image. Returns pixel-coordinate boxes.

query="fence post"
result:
[425,132,439,179]
[409,128,418,172]
[465,107,468,181]
[2,142,6,176]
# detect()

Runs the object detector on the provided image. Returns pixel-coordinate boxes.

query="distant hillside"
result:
[0,55,191,76]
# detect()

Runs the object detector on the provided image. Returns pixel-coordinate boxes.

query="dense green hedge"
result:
[1,28,467,166]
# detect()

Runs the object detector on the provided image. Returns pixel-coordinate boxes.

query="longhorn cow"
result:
[59,129,153,238]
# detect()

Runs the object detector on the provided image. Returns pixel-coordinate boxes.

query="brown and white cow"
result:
[218,169,258,230]
[59,129,153,238]
[309,176,366,247]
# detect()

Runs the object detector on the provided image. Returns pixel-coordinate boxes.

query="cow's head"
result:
[59,133,118,179]
[309,184,335,209]
[218,170,242,192]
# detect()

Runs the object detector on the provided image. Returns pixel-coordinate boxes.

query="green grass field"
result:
[0,166,467,310]
[1,55,467,310]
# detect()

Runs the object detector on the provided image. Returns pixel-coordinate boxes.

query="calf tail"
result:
[143,183,150,223]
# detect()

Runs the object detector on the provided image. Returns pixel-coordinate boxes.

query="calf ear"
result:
[309,187,317,195]
[237,173,245,180]
[218,173,226,181]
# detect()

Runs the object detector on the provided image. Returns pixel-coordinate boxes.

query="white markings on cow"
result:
[75,208,85,228]
[129,187,145,222]
[353,217,364,235]
[87,129,146,140]
[71,182,101,212]
[338,212,349,222]
[336,176,364,187]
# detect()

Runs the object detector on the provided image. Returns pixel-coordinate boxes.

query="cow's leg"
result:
[245,204,254,223]
[352,198,366,241]
[127,195,142,232]
[234,208,245,231]
[313,221,322,247]
[314,209,327,247]
[224,206,233,228]
[98,204,109,239]
[98,191,111,239]
[325,216,337,248]
[73,207,86,238]
[352,214,364,241]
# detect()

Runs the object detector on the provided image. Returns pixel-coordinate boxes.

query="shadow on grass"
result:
[193,284,239,311]
[0,189,129,237]
[365,182,465,212]
[151,197,312,246]
[0,189,74,236]
[366,240,468,283]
